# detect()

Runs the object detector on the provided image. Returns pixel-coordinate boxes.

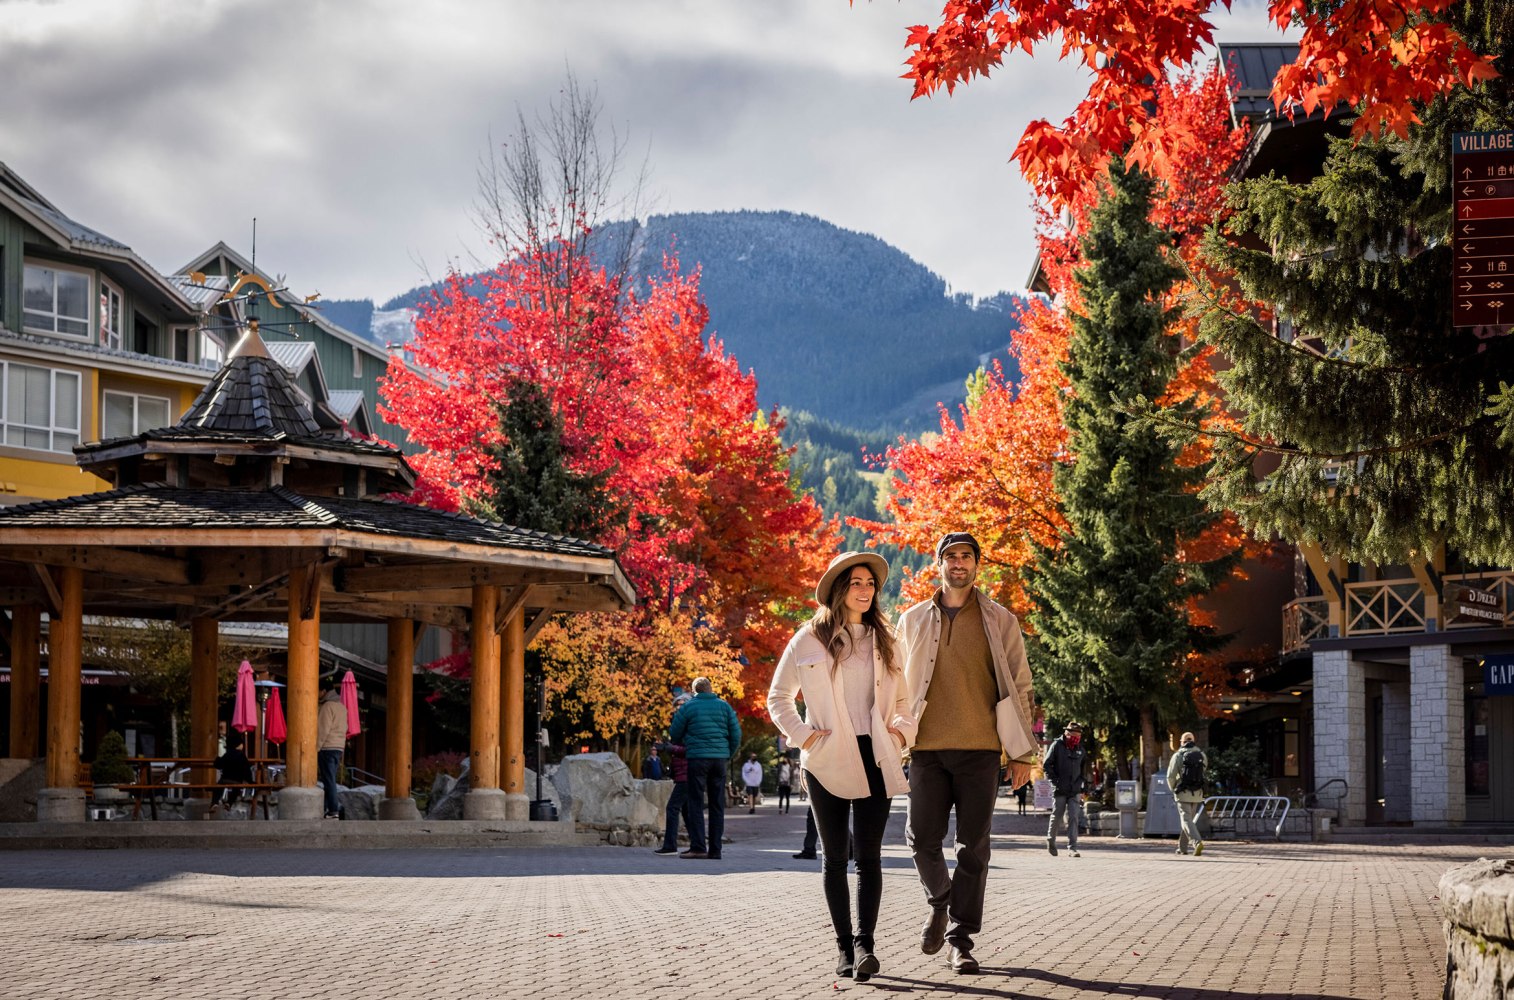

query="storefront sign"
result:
[1447,584,1506,626]
[1483,654,1514,695]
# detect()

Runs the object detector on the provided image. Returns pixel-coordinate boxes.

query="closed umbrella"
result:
[231,660,257,733]
[340,669,361,738]
[264,686,287,745]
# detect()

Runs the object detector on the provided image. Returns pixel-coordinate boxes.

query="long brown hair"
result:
[812,564,898,674]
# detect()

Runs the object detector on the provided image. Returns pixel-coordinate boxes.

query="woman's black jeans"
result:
[806,735,892,954]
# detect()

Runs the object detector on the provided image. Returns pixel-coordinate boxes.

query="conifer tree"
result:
[465,379,622,539]
[1194,2,1514,566]
[1027,161,1233,777]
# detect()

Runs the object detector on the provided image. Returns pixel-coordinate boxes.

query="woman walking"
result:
[776,758,793,814]
[768,551,915,983]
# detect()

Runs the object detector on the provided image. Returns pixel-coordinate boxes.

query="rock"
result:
[1442,858,1514,999]
[523,767,562,813]
[426,761,470,820]
[550,753,668,832]
[338,784,385,821]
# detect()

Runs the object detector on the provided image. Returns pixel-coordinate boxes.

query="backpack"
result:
[1175,746,1205,793]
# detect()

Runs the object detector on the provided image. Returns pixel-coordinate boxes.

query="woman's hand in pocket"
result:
[886,727,906,750]
[801,729,832,751]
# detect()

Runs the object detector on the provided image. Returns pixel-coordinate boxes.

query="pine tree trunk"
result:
[1140,705,1159,785]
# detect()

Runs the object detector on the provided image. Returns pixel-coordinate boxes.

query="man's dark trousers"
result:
[318,749,343,817]
[661,780,691,852]
[685,757,728,857]
[906,749,1001,951]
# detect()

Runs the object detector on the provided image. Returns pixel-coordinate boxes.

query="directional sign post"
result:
[1453,131,1514,332]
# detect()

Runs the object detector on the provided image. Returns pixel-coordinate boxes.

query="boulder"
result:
[550,753,668,830]
[338,784,385,821]
[425,759,469,820]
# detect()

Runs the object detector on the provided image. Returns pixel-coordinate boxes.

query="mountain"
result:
[337,210,1027,432]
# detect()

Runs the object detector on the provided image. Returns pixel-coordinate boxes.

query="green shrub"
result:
[90,731,134,785]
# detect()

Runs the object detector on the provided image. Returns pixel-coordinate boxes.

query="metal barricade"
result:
[1196,795,1291,840]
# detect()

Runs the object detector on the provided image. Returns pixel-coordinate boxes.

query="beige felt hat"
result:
[815,551,890,605]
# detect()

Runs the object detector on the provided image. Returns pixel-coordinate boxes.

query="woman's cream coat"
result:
[767,624,917,800]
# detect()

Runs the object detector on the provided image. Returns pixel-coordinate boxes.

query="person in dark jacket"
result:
[1042,722,1087,857]
[652,740,690,855]
[668,676,742,860]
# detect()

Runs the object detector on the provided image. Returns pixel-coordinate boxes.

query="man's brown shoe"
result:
[949,946,980,974]
[678,850,708,859]
[920,908,948,955]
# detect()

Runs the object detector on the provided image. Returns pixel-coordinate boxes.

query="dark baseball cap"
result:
[936,531,981,561]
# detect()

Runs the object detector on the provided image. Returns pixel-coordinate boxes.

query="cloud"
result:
[0,0,1295,303]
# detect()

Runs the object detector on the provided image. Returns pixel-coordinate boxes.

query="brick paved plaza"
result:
[0,802,1500,999]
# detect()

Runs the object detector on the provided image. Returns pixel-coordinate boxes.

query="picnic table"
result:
[113,757,286,820]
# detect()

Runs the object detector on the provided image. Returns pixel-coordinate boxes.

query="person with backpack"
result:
[1166,732,1208,856]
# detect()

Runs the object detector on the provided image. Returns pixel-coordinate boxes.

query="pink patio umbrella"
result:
[340,669,361,738]
[231,660,257,733]
[264,686,287,745]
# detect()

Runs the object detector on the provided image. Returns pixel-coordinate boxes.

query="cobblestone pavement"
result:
[0,798,1500,999]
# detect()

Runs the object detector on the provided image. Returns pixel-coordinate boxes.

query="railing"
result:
[1197,795,1291,840]
[1444,571,1514,630]
[1282,596,1331,653]
[1303,778,1348,811]
[1344,579,1426,636]
[344,765,384,788]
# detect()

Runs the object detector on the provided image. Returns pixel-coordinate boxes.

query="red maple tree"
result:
[900,0,1498,205]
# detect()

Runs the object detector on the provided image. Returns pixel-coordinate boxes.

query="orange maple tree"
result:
[900,0,1498,205]
[861,67,1270,713]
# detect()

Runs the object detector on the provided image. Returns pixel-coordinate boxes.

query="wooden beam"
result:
[385,618,415,802]
[470,584,501,791]
[320,598,466,631]
[195,548,327,589]
[27,564,61,617]
[286,564,321,789]
[337,562,585,594]
[190,618,219,788]
[522,609,553,645]
[0,546,191,585]
[45,568,83,788]
[200,567,294,621]
[494,586,535,636]
[8,604,41,758]
[1298,542,1343,634]
[501,607,525,806]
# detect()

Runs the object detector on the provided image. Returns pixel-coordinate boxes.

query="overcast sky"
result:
[1,0,1290,306]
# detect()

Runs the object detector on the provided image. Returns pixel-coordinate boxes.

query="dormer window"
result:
[23,261,91,340]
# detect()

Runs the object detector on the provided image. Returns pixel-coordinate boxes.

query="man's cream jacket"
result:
[897,589,1037,761]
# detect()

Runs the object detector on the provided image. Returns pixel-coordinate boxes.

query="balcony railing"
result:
[1281,568,1514,652]
[1344,579,1426,636]
[1282,596,1330,654]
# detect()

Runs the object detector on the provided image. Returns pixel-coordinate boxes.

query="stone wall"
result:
[1441,858,1514,998]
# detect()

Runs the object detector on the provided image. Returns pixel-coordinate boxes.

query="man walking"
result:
[1042,722,1087,857]
[669,676,741,860]
[1167,732,1207,856]
[900,532,1037,974]
[741,754,763,813]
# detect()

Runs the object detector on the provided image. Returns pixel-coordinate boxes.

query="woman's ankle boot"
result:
[835,943,855,978]
[853,939,880,982]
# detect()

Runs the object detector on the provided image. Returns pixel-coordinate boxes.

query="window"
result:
[100,282,123,350]
[170,326,194,363]
[23,262,91,339]
[200,332,225,370]
[0,362,81,452]
[102,390,172,439]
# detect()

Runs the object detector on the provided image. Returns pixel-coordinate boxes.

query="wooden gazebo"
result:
[0,326,634,822]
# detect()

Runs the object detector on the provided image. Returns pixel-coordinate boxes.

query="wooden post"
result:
[285,564,321,794]
[190,617,219,789]
[501,606,526,819]
[44,568,83,788]
[384,617,414,802]
[470,585,501,791]
[8,604,41,758]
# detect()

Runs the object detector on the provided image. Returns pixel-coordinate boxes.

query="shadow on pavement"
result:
[876,970,1358,999]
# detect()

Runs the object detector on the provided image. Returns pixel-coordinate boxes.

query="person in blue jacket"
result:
[668,676,742,860]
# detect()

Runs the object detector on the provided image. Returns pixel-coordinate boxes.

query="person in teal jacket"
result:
[669,677,742,859]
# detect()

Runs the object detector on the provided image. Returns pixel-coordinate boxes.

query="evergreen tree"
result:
[1194,1,1514,567]
[1027,161,1233,777]
[465,379,622,538]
